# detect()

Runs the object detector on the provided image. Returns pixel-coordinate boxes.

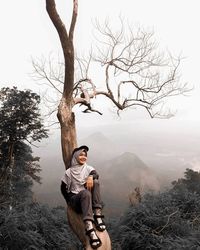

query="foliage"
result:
[0,141,41,206]
[0,86,48,143]
[0,87,48,206]
[172,168,200,194]
[110,169,200,249]
[0,202,79,250]
[1,167,200,249]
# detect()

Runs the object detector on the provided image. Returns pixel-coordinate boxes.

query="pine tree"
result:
[0,87,48,207]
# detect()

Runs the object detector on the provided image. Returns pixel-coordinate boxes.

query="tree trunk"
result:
[46,2,111,247]
[57,97,111,249]
[67,206,112,250]
[57,97,77,169]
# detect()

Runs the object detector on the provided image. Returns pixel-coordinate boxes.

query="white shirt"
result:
[61,164,94,194]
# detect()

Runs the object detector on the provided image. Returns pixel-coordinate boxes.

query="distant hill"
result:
[32,121,200,216]
[99,152,159,189]
[79,132,121,165]
[103,152,149,176]
[33,132,160,216]
[97,152,160,216]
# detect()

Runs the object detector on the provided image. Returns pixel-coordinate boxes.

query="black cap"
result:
[72,145,89,155]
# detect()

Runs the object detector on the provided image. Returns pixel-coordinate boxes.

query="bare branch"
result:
[82,107,103,115]
[25,139,39,148]
[74,50,93,83]
[152,210,179,234]
[33,15,190,120]
[91,19,190,118]
[46,0,75,99]
[69,0,78,41]
[31,56,63,94]
[46,0,69,44]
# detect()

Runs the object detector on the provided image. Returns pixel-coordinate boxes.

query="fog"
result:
[33,116,200,215]
[1,0,200,215]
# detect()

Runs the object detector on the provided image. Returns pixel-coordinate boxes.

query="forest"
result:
[1,1,200,249]
[1,87,200,249]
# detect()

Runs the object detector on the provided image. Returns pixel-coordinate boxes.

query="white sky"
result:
[0,0,200,125]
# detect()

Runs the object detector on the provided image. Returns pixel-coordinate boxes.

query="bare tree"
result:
[34,0,189,248]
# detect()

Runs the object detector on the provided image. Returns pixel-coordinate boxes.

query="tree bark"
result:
[58,98,112,249]
[46,1,112,248]
[57,97,77,169]
[46,0,75,100]
[67,206,111,250]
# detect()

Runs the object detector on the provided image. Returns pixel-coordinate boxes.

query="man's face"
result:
[77,151,87,165]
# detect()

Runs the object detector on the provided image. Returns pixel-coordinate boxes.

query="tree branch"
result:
[46,0,75,99]
[69,0,78,41]
[152,210,179,234]
[46,0,69,44]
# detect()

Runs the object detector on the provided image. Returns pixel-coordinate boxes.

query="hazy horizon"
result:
[32,118,200,215]
[1,0,200,215]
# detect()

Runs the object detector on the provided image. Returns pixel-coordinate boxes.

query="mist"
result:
[33,117,200,216]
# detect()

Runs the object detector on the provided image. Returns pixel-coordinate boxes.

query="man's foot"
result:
[85,220,102,249]
[85,228,102,249]
[93,214,106,232]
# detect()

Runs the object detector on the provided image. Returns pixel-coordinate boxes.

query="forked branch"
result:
[33,16,190,118]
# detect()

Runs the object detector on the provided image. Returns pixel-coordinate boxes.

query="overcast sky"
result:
[0,0,200,129]
[1,1,200,195]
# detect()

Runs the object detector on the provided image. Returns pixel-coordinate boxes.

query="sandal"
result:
[93,214,106,232]
[85,228,102,249]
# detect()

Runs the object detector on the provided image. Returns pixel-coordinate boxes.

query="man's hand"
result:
[86,175,93,191]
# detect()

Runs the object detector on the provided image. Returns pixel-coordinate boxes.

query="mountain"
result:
[104,152,148,175]
[98,152,160,216]
[79,132,121,165]
[33,133,160,216]
[99,152,159,189]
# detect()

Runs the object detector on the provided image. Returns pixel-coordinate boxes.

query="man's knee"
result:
[80,189,91,200]
[93,179,100,186]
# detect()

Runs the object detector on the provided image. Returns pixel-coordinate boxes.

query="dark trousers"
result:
[61,179,102,221]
